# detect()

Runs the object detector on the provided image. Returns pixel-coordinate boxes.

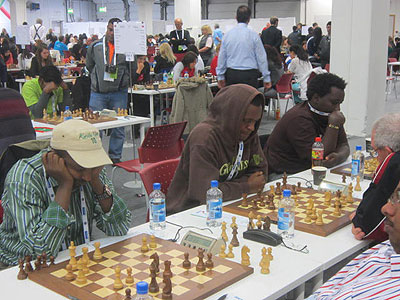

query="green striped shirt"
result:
[0,150,132,265]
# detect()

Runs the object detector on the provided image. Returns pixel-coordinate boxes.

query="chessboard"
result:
[331,157,379,180]
[224,182,361,237]
[28,234,253,300]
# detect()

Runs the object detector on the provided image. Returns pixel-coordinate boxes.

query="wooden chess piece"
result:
[125,288,132,300]
[347,188,353,204]
[316,210,324,225]
[75,259,87,285]
[282,172,288,188]
[269,185,275,194]
[150,252,160,274]
[252,199,259,209]
[258,197,265,208]
[17,258,28,280]
[113,266,124,290]
[260,255,270,274]
[241,193,248,207]
[149,235,157,248]
[141,236,149,253]
[241,246,250,266]
[311,208,317,220]
[291,185,297,196]
[247,212,255,230]
[149,264,159,293]
[205,253,214,270]
[267,247,273,261]
[275,182,282,195]
[227,244,235,258]
[35,255,42,271]
[256,215,262,229]
[69,241,77,270]
[162,274,172,300]
[24,255,33,273]
[304,210,312,223]
[324,191,331,206]
[219,244,227,258]
[221,221,228,242]
[82,256,89,274]
[333,201,341,216]
[355,176,362,191]
[196,249,206,272]
[263,216,271,231]
[230,227,240,247]
[93,241,102,260]
[231,216,238,229]
[342,174,347,183]
[297,182,302,192]
[163,260,173,278]
[125,267,134,285]
[268,195,276,210]
[65,264,75,281]
[182,252,191,269]
[49,256,55,265]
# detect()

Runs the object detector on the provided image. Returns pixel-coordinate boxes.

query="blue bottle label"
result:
[152,203,166,222]
[351,159,360,176]
[209,199,222,219]
[277,208,289,230]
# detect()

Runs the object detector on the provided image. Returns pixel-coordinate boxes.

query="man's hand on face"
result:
[328,110,345,127]
[248,171,266,194]
[42,151,73,186]
[43,82,59,94]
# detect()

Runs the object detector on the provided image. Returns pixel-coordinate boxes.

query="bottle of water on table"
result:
[162,71,168,83]
[64,106,72,121]
[133,281,153,300]
[351,145,365,181]
[277,189,295,239]
[206,180,223,227]
[149,183,166,230]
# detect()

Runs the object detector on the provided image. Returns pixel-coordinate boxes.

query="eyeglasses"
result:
[388,190,400,205]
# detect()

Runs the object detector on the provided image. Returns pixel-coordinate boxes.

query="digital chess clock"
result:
[181,230,225,255]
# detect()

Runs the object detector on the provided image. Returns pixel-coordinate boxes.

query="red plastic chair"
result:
[139,158,180,221]
[275,72,294,113]
[111,121,187,180]
[174,53,185,62]
[63,50,72,58]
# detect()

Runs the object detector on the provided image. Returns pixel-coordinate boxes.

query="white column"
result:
[174,0,201,38]
[331,0,389,137]
[9,0,27,36]
[136,0,154,34]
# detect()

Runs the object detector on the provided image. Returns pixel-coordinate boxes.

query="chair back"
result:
[139,158,180,197]
[174,53,185,62]
[307,71,317,85]
[275,73,294,94]
[389,58,398,63]
[138,121,187,164]
[324,64,330,72]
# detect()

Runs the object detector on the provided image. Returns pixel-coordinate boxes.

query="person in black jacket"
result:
[169,18,191,54]
[261,17,282,53]
[29,47,53,77]
[131,55,151,125]
[154,42,176,74]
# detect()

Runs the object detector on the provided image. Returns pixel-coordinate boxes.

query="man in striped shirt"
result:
[0,120,132,268]
[309,183,400,299]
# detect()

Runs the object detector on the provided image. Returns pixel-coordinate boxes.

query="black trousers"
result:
[225,68,260,89]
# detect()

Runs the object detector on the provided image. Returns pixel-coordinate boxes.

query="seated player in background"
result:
[22,65,72,119]
[351,113,400,242]
[166,84,267,214]
[0,120,132,268]
[264,73,349,179]
[172,51,198,82]
[131,54,150,85]
[308,183,400,300]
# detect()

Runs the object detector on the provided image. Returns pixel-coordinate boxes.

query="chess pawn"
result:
[113,266,124,290]
[256,215,262,229]
[324,191,331,206]
[333,201,341,216]
[269,185,275,194]
[149,235,157,249]
[75,259,87,285]
[141,236,149,252]
[311,208,317,220]
[221,221,228,242]
[182,252,191,269]
[69,241,77,270]
[227,244,235,258]
[24,255,33,273]
[93,241,102,260]
[231,216,238,229]
[17,259,28,280]
[65,264,75,281]
[267,247,273,261]
[205,253,214,270]
[304,210,312,223]
[347,190,353,204]
[125,267,134,285]
[316,210,324,225]
[219,244,227,258]
[260,256,270,274]
[297,182,302,192]
[355,176,362,191]
[241,194,248,207]
[230,227,239,247]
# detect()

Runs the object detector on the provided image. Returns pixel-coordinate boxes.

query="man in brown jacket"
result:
[167,84,267,214]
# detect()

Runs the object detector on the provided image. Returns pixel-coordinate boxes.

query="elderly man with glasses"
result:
[351,113,400,242]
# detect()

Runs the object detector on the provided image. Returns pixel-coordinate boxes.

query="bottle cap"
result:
[211,180,218,188]
[65,106,69,110]
[153,183,161,190]
[136,281,148,295]
[283,189,291,197]
[315,137,322,142]
[356,145,362,151]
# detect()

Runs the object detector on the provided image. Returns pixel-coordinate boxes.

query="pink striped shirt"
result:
[312,241,400,300]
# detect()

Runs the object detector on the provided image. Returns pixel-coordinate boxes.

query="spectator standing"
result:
[169,18,191,54]
[316,21,331,69]
[30,18,46,44]
[307,27,322,57]
[288,25,302,46]
[261,16,283,53]
[213,24,223,47]
[54,36,68,56]
[198,25,214,66]
[216,5,271,90]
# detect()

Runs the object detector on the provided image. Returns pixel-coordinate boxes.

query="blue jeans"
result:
[89,89,128,159]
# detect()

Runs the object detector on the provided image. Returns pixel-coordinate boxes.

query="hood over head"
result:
[205,84,264,144]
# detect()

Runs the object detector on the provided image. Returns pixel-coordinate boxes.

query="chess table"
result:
[330,157,378,180]
[28,234,253,300]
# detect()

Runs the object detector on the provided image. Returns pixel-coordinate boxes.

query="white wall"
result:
[0,0,11,35]
[255,1,300,22]
[300,0,332,34]
[390,0,400,35]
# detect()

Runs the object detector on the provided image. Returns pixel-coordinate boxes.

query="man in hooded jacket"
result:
[166,84,268,214]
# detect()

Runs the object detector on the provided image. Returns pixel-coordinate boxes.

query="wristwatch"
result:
[94,184,112,201]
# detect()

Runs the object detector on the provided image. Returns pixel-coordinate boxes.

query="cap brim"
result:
[67,148,113,168]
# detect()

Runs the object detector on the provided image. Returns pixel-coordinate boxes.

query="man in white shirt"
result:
[30,19,46,44]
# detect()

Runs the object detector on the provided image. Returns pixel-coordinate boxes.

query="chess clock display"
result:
[181,230,225,255]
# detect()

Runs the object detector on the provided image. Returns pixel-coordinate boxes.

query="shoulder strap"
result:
[33,25,42,40]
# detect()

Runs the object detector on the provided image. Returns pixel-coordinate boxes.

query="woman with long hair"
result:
[172,51,198,82]
[264,45,284,86]
[288,45,312,103]
[198,25,213,66]
[307,26,322,56]
[29,47,53,77]
[154,42,176,74]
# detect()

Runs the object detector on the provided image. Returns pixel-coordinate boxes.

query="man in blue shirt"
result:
[213,24,223,47]
[54,36,68,56]
[216,5,271,90]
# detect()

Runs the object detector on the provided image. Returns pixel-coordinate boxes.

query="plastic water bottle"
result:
[206,180,223,227]
[133,281,153,300]
[184,71,189,79]
[277,189,295,239]
[64,106,72,121]
[351,145,365,181]
[149,183,166,230]
[311,137,324,167]
[162,71,168,83]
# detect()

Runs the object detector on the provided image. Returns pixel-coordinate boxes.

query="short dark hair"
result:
[307,73,347,100]
[58,35,64,42]
[312,22,318,27]
[236,5,251,23]
[39,66,62,85]
[289,45,309,62]
[108,18,122,25]
[327,21,331,26]
[292,26,298,31]
[22,21,28,25]
[270,17,279,25]
[187,44,199,56]
[251,94,264,107]
[181,51,198,68]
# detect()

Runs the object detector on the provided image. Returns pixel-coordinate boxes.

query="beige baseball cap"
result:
[50,119,112,168]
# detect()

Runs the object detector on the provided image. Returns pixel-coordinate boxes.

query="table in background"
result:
[16,77,78,92]
[0,165,371,300]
